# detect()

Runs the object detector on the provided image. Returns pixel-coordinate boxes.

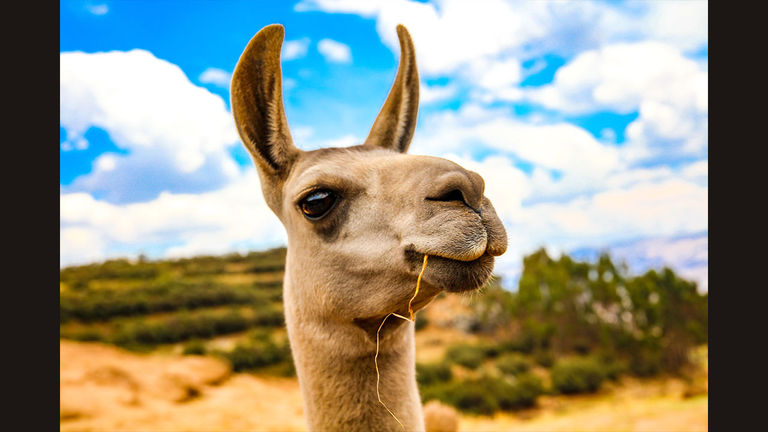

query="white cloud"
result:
[605,233,708,292]
[317,39,352,63]
[60,50,240,203]
[637,1,708,53]
[60,171,286,267]
[60,226,108,267]
[525,41,708,164]
[86,4,108,15]
[420,82,457,104]
[199,67,232,88]
[415,104,621,179]
[296,0,707,77]
[283,38,311,60]
[527,42,705,114]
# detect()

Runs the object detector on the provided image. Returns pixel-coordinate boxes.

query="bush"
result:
[444,343,489,369]
[421,374,543,415]
[629,349,662,377]
[60,281,277,322]
[496,373,544,410]
[594,351,626,381]
[416,362,453,386]
[551,357,606,394]
[496,353,530,376]
[428,379,499,415]
[533,350,555,368]
[415,313,429,331]
[182,339,206,355]
[219,331,292,372]
[107,306,283,347]
[498,336,534,354]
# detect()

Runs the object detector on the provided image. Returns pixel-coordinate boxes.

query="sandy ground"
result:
[60,340,305,432]
[61,340,707,432]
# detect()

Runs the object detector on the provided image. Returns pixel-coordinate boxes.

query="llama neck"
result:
[284,288,425,432]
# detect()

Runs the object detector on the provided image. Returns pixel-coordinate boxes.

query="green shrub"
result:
[108,306,283,347]
[219,332,292,372]
[421,374,543,415]
[62,328,102,342]
[496,373,544,410]
[60,281,277,322]
[416,362,453,386]
[424,379,499,415]
[496,353,530,376]
[498,336,534,354]
[533,350,555,368]
[445,343,489,369]
[415,313,429,331]
[182,339,207,355]
[594,351,626,381]
[629,349,662,377]
[551,357,605,394]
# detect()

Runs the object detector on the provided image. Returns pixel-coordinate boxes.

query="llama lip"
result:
[404,248,494,293]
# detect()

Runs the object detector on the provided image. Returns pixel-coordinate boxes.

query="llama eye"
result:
[299,189,338,220]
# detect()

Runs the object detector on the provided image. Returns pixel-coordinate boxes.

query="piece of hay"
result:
[375,254,429,429]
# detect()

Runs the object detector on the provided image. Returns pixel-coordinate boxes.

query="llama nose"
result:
[426,170,485,214]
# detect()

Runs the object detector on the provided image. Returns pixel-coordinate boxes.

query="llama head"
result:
[231,24,507,331]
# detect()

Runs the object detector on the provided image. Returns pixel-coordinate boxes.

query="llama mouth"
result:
[404,248,494,293]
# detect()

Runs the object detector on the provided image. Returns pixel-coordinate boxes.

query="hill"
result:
[60,246,708,427]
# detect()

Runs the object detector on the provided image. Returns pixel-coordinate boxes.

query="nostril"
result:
[426,189,483,216]
[427,189,464,203]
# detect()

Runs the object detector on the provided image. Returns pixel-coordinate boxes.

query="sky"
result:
[60,0,708,291]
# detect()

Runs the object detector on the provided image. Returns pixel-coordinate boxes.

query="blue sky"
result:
[60,0,708,290]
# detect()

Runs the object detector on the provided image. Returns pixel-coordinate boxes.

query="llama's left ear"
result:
[364,24,419,154]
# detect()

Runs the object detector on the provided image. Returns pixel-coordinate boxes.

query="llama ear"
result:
[231,24,300,176]
[364,25,420,154]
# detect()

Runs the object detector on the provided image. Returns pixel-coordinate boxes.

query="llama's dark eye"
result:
[299,189,338,220]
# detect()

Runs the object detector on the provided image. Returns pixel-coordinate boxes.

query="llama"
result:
[231,24,507,431]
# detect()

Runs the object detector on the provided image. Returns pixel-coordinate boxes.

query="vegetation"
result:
[215,330,294,375]
[416,362,453,386]
[60,280,281,322]
[421,374,544,415]
[469,248,708,378]
[59,245,707,417]
[495,353,530,376]
[551,356,606,394]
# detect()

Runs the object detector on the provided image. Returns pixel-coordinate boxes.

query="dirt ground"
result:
[60,340,707,432]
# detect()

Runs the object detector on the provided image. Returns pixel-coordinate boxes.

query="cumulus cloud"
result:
[296,0,707,77]
[60,171,286,267]
[317,39,352,63]
[415,104,621,180]
[420,82,457,104]
[283,38,311,60]
[199,67,232,87]
[525,42,707,164]
[60,50,240,203]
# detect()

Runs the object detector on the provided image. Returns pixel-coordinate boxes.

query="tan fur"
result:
[231,24,507,431]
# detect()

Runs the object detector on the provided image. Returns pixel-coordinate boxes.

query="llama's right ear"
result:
[363,25,420,154]
[231,24,299,176]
